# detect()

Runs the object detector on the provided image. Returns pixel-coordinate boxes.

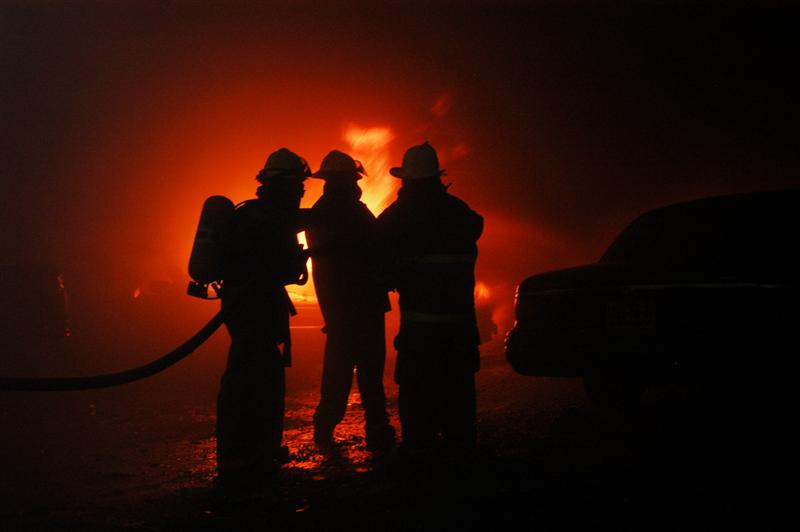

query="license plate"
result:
[606,299,656,329]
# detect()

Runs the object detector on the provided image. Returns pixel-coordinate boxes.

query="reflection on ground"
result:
[183,391,384,483]
[3,346,796,530]
[283,392,376,475]
[156,390,391,492]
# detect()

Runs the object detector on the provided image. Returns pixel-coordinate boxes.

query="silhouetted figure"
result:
[306,150,395,452]
[216,148,310,480]
[376,142,483,450]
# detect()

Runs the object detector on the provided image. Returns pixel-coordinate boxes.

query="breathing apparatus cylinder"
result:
[188,196,234,297]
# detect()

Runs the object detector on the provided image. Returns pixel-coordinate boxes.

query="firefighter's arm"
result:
[286,242,309,286]
[456,207,483,242]
[372,212,401,292]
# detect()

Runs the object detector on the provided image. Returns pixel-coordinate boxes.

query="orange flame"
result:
[344,124,397,215]
[286,230,316,303]
[297,231,308,256]
[133,287,142,299]
[475,281,491,301]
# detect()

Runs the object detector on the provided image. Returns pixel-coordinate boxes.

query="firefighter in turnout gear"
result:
[306,150,395,452]
[376,142,483,450]
[216,148,310,480]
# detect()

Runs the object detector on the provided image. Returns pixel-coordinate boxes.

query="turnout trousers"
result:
[216,303,286,473]
[394,326,479,450]
[313,313,391,441]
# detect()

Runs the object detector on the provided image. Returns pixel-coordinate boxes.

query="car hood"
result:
[517,262,760,295]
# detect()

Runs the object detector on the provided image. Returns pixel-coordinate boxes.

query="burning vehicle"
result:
[505,190,799,407]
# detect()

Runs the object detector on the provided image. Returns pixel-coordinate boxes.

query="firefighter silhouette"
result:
[216,148,310,480]
[376,142,483,450]
[306,150,395,451]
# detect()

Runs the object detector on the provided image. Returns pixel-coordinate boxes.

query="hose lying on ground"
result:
[0,311,225,392]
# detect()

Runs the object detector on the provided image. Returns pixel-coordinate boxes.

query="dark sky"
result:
[2,1,798,319]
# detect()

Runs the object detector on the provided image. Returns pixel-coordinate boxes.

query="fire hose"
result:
[1,196,313,392]
[0,311,225,392]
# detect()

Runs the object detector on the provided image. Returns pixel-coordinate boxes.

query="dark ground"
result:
[1,319,798,531]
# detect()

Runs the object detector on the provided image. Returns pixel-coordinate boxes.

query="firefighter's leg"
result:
[397,351,439,450]
[217,307,287,475]
[440,367,477,448]
[216,318,260,473]
[256,343,286,463]
[313,326,354,443]
[354,318,395,450]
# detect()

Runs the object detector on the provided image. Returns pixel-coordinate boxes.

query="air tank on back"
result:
[188,195,235,288]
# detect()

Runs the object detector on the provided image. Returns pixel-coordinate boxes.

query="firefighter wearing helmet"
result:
[216,148,310,481]
[306,150,396,451]
[376,142,483,451]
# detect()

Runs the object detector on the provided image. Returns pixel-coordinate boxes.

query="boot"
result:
[366,423,396,452]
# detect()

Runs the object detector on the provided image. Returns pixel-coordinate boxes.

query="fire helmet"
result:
[311,150,367,180]
[389,141,446,180]
[256,148,311,183]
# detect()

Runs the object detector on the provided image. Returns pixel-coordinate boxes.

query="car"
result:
[505,189,799,408]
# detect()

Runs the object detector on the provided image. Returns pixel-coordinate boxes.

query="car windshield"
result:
[600,191,799,278]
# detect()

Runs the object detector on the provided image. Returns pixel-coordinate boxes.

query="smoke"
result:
[2,3,797,370]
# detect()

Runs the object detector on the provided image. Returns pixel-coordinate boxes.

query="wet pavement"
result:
[2,335,798,530]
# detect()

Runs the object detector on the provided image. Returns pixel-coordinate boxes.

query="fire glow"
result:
[475,282,491,302]
[344,124,398,216]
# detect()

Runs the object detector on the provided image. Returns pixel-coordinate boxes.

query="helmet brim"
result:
[389,167,445,180]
